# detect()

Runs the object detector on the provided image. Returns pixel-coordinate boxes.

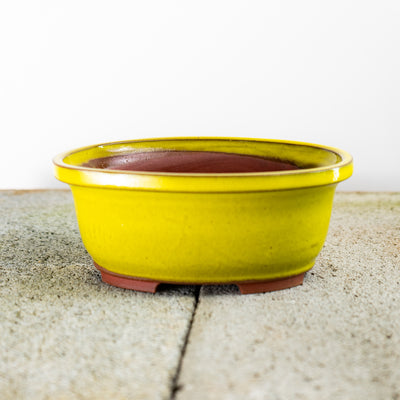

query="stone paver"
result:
[0,191,197,400]
[175,193,400,400]
[1,191,399,400]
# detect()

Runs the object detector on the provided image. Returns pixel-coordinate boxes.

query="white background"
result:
[1,0,399,190]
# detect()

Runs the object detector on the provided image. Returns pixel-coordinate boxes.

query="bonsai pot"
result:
[53,137,353,294]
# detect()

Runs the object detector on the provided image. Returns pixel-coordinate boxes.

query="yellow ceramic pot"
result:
[53,137,353,294]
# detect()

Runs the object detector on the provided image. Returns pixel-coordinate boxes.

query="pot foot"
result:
[94,262,160,293]
[236,273,305,294]
[94,262,305,294]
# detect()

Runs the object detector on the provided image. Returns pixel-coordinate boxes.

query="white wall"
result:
[1,0,399,190]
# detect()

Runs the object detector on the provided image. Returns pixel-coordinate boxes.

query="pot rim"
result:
[53,137,353,192]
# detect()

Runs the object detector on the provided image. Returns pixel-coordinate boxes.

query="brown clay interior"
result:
[83,150,300,173]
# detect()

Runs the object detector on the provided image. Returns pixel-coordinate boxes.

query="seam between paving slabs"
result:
[170,286,201,400]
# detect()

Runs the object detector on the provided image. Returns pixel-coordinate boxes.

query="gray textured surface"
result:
[176,193,400,400]
[0,191,197,400]
[0,191,399,400]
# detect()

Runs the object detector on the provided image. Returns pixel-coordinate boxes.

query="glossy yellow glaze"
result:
[54,137,353,283]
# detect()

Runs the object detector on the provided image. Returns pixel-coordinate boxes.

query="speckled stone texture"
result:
[0,191,197,400]
[0,191,399,400]
[175,193,400,400]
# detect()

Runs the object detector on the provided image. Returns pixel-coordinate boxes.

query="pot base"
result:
[94,262,305,294]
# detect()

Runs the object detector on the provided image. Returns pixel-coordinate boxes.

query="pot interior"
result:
[83,151,300,173]
[63,138,342,174]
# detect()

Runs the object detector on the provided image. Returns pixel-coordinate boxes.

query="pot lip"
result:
[53,137,353,192]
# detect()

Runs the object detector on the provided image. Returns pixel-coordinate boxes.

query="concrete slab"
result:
[0,191,197,400]
[175,193,400,400]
